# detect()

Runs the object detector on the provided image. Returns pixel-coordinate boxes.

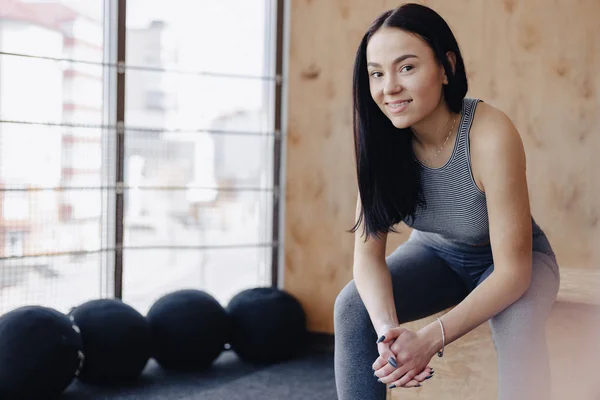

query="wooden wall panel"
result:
[284,0,600,333]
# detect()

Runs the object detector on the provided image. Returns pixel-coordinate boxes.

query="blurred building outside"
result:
[0,0,274,315]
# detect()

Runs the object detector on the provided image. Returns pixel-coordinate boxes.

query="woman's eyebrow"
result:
[367,54,419,68]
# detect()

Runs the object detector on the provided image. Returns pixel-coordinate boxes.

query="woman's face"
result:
[366,27,447,129]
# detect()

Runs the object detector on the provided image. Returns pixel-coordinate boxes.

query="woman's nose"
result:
[383,76,402,95]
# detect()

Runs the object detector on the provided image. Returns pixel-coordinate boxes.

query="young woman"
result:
[333,4,560,400]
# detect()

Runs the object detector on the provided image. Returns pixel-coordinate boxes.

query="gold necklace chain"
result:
[432,114,457,159]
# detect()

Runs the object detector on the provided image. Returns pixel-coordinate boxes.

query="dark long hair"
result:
[351,3,468,240]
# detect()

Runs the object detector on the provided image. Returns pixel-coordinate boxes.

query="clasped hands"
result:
[372,326,436,389]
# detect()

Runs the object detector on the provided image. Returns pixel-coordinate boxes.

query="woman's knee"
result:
[334,280,371,330]
[490,254,559,344]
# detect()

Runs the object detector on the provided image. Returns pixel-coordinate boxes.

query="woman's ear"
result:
[443,51,457,85]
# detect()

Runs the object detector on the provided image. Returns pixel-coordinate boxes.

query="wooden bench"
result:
[388,267,600,400]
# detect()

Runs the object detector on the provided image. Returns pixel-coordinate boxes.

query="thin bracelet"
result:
[436,318,445,358]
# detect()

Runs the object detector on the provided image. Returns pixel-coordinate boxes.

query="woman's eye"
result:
[370,71,382,78]
[400,65,414,73]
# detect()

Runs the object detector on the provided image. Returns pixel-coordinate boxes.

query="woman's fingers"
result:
[395,368,424,387]
[375,366,434,389]
[397,367,434,389]
[373,351,399,377]
[372,355,387,371]
[375,362,411,385]
[376,326,406,344]
[397,378,421,388]
[374,359,432,379]
[406,366,433,382]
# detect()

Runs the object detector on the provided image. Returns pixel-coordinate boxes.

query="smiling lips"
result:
[386,99,412,114]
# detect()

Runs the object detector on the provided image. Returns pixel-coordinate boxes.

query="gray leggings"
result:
[334,229,560,400]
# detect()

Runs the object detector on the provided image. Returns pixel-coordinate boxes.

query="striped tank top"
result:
[403,98,490,245]
[403,97,543,246]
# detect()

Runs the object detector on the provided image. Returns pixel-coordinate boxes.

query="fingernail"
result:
[414,384,422,388]
[430,370,435,374]
[373,372,377,377]
[388,384,396,389]
[425,375,433,380]
[376,335,385,343]
[377,379,382,383]
[388,357,397,368]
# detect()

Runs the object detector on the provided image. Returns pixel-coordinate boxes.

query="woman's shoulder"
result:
[467,99,527,191]
[469,100,522,150]
[470,100,514,131]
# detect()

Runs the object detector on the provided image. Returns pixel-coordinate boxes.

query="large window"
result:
[0,0,282,314]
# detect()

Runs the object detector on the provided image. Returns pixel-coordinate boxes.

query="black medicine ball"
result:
[70,299,151,385]
[0,306,83,400]
[226,287,307,364]
[147,289,230,371]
